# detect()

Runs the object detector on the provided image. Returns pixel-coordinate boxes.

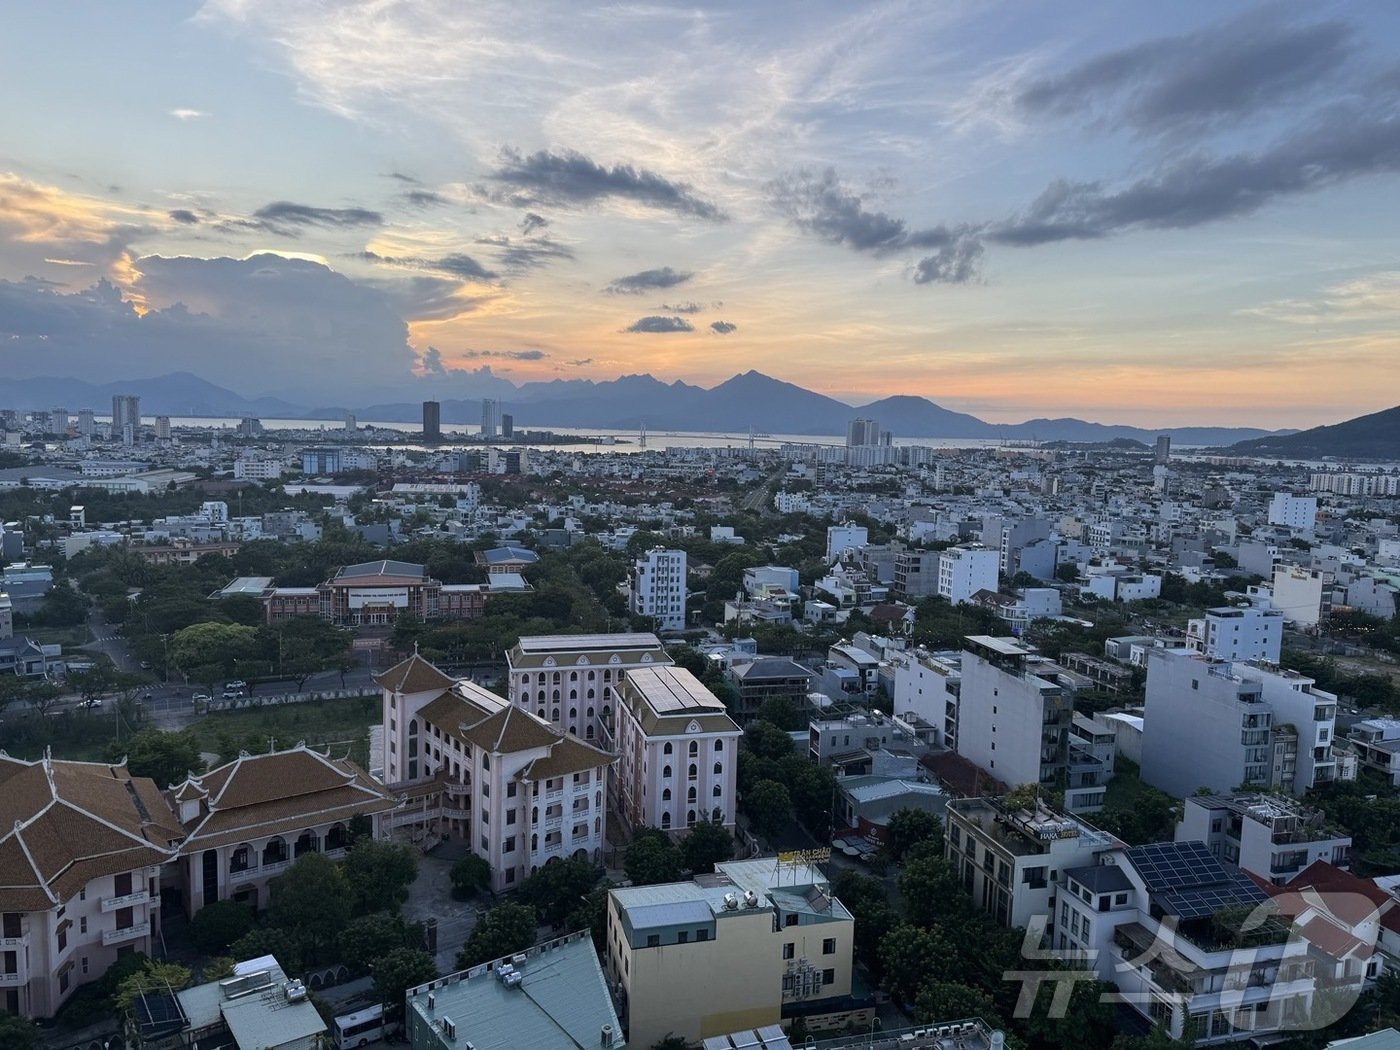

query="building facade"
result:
[937,547,1000,606]
[1187,606,1284,664]
[628,547,687,632]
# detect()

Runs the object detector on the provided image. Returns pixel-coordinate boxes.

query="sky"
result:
[2,1,1399,426]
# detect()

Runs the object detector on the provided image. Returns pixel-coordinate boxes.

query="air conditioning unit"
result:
[283,979,307,1002]
[440,1016,456,1040]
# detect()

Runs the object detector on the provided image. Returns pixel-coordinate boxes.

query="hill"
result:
[1228,404,1400,460]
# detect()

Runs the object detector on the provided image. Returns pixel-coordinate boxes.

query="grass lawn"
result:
[184,695,380,770]
[25,625,94,648]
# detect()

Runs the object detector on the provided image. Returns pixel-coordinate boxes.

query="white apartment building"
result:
[956,635,1073,791]
[1268,492,1318,531]
[505,632,671,742]
[379,654,616,893]
[944,797,1119,929]
[936,546,1000,606]
[1271,566,1331,628]
[1187,605,1284,664]
[1140,650,1351,799]
[232,455,285,481]
[1348,719,1400,786]
[0,754,179,1019]
[890,647,961,747]
[606,859,855,1048]
[743,565,800,598]
[607,666,741,834]
[1176,794,1351,885]
[825,523,868,561]
[628,547,687,632]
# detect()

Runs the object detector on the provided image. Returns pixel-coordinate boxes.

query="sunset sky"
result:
[2,1,1398,426]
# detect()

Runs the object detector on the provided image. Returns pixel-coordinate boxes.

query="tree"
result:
[344,837,419,915]
[269,853,354,958]
[110,728,205,787]
[898,849,973,929]
[743,779,791,840]
[742,720,795,761]
[878,923,957,1005]
[229,927,307,975]
[651,1037,689,1050]
[625,828,684,886]
[188,900,255,954]
[372,947,437,1013]
[203,957,237,982]
[456,903,538,969]
[571,884,612,952]
[169,621,258,678]
[450,853,492,899]
[680,820,734,874]
[915,982,1001,1027]
[0,1014,42,1050]
[115,959,192,1011]
[886,807,943,862]
[517,857,599,928]
[339,913,408,974]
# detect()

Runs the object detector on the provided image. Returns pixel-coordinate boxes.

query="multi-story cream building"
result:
[505,632,671,743]
[628,547,688,632]
[607,666,741,834]
[605,859,855,1048]
[0,754,182,1019]
[167,746,400,916]
[379,653,616,893]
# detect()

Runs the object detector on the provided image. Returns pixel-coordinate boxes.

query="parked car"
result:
[222,689,244,700]
[225,679,248,691]
[192,693,211,703]
[80,698,103,709]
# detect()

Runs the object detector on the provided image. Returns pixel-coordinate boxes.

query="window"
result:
[696,929,709,942]
[822,968,835,985]
[647,934,660,948]
[663,765,672,779]
[714,761,722,775]
[504,837,516,853]
[81,956,88,975]
[715,739,724,752]
[79,917,87,934]
[782,942,795,960]
[662,788,672,802]
[505,868,515,884]
[507,782,517,798]
[689,740,699,756]
[784,914,798,928]
[677,931,689,944]
[713,784,722,797]
[823,937,836,955]
[507,810,516,825]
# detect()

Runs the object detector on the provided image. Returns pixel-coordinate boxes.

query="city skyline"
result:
[3,2,1399,427]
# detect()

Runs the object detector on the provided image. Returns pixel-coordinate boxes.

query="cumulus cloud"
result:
[604,266,693,295]
[1016,11,1354,136]
[624,315,694,333]
[249,200,384,235]
[0,254,418,401]
[0,172,157,283]
[487,147,725,221]
[709,320,737,334]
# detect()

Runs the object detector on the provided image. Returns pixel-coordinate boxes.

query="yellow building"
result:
[605,858,855,1047]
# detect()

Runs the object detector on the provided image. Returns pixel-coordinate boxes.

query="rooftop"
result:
[513,632,664,652]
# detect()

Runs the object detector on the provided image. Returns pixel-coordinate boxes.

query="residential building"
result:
[1065,713,1116,812]
[1155,434,1171,464]
[825,523,868,561]
[1348,720,1400,786]
[808,712,917,775]
[506,632,670,742]
[1271,566,1331,628]
[1187,605,1284,664]
[481,398,499,439]
[167,746,399,916]
[833,775,947,844]
[628,547,687,632]
[890,647,961,748]
[143,954,326,1050]
[0,754,181,1019]
[1141,650,1349,798]
[605,858,855,1048]
[405,933,623,1050]
[379,653,616,893]
[300,447,341,475]
[936,547,999,606]
[955,635,1073,793]
[727,657,815,725]
[111,394,140,436]
[944,796,1119,929]
[423,400,441,442]
[1268,493,1318,531]
[1176,794,1351,885]
[893,547,940,600]
[153,415,171,441]
[970,588,1062,633]
[845,418,879,448]
[743,565,800,598]
[607,666,741,833]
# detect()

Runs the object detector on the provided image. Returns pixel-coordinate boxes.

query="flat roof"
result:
[964,634,1037,656]
[627,666,725,715]
[219,576,273,596]
[514,632,663,651]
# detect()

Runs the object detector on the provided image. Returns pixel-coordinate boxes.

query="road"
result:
[741,464,789,512]
[81,604,137,674]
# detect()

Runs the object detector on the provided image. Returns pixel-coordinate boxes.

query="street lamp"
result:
[868,1016,881,1049]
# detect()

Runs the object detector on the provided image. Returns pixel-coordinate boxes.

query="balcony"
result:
[544,815,563,831]
[102,889,151,913]
[102,920,149,946]
[445,781,471,798]
[0,969,25,987]
[0,935,25,949]
[260,858,291,877]
[544,788,564,803]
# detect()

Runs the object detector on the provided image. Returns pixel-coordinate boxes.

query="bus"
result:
[333,1004,386,1049]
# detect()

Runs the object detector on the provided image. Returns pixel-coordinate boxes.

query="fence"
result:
[205,686,379,712]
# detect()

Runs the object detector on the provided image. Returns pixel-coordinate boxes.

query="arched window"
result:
[663,742,673,755]
[586,725,595,739]
[408,719,419,735]
[587,707,594,718]
[552,672,561,685]
[661,812,672,829]
[687,786,697,804]
[713,784,723,797]
[687,809,697,827]
[602,705,611,721]
[688,763,697,780]
[662,788,672,802]
[712,807,723,822]
[689,740,699,756]
[569,689,577,700]
[714,761,722,775]
[521,690,531,703]
[570,671,578,681]
[532,806,539,824]
[482,753,491,770]
[531,833,538,851]
[662,765,672,779]
[714,739,724,752]
[552,689,561,701]
[552,708,561,721]
[587,688,595,699]
[569,707,577,720]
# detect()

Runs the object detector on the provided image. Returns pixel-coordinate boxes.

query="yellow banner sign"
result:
[777,848,832,865]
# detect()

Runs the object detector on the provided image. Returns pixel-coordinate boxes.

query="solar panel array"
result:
[1126,841,1266,920]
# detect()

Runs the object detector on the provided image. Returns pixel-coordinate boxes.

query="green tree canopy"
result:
[372,947,437,1013]
[343,837,419,915]
[229,927,307,975]
[450,854,492,900]
[188,900,255,954]
[743,779,791,840]
[680,820,734,875]
[170,621,258,677]
[110,728,205,788]
[268,853,354,957]
[456,903,538,969]
[517,856,600,927]
[624,828,684,886]
[338,913,409,974]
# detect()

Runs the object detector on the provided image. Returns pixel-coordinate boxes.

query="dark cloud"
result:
[520,212,549,235]
[624,315,694,333]
[475,234,574,271]
[387,172,420,184]
[709,321,737,334]
[660,301,702,314]
[487,147,726,221]
[989,92,1400,246]
[769,169,966,255]
[250,201,384,234]
[403,189,448,208]
[913,238,985,284]
[1017,11,1355,136]
[421,346,447,375]
[604,266,693,295]
[359,250,498,281]
[459,348,548,360]
[168,209,200,225]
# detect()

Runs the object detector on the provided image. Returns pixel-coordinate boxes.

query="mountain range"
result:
[1227,404,1400,459]
[4,369,1300,446]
